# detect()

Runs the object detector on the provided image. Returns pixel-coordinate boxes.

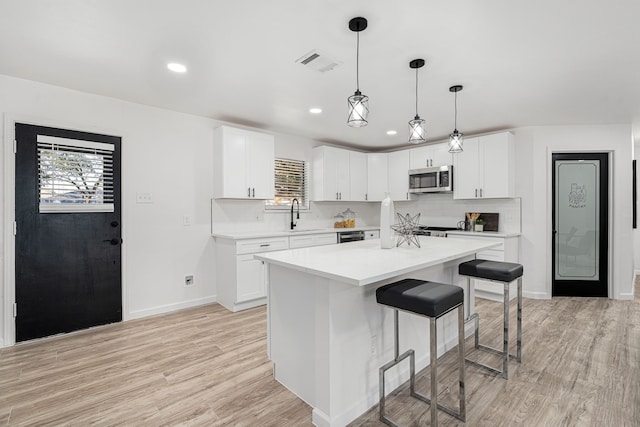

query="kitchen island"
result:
[255,237,499,427]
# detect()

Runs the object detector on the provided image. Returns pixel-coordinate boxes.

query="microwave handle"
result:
[437,171,442,188]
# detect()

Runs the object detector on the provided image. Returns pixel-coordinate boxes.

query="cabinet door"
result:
[247,133,275,199]
[349,151,368,201]
[323,147,340,200]
[409,146,432,169]
[336,148,350,200]
[431,142,453,167]
[367,153,388,201]
[236,254,266,302]
[214,127,249,198]
[388,150,410,201]
[479,133,513,198]
[453,137,481,199]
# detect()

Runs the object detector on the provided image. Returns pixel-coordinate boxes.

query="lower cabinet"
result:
[289,232,337,249]
[448,233,520,301]
[215,232,339,312]
[215,236,289,312]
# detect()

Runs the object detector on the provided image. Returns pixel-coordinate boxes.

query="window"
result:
[37,135,115,213]
[265,158,309,210]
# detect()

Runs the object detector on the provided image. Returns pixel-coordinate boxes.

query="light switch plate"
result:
[136,192,153,203]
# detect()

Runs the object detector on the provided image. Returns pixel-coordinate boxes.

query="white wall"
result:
[0,75,334,346]
[513,125,634,300]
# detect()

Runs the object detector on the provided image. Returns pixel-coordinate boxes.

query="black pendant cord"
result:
[356,32,360,92]
[454,90,458,130]
[415,68,419,117]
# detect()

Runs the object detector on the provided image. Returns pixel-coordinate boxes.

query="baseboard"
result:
[523,290,549,299]
[0,337,4,348]
[128,295,217,320]
[617,292,634,300]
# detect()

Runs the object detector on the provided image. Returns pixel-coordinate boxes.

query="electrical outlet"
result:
[136,192,153,204]
[185,275,194,286]
[370,334,377,355]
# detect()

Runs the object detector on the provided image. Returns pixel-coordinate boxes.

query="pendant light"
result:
[408,59,426,144]
[448,85,464,153]
[347,17,369,127]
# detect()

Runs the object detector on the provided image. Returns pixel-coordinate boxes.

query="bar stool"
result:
[458,259,523,379]
[376,279,465,427]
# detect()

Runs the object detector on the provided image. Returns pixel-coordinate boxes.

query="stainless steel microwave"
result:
[408,165,453,193]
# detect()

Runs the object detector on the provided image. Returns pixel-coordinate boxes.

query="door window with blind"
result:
[265,158,309,209]
[37,135,115,213]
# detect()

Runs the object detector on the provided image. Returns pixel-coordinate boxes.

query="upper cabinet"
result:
[213,126,275,199]
[312,146,351,201]
[409,143,452,169]
[349,151,368,202]
[366,153,388,202]
[387,150,410,201]
[453,132,514,199]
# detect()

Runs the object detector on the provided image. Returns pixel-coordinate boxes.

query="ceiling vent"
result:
[295,49,342,73]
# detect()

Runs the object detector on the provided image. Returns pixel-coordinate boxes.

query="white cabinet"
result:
[312,146,351,201]
[409,143,452,169]
[213,126,275,199]
[289,232,337,248]
[349,151,368,202]
[448,233,519,301]
[453,132,514,199]
[367,153,388,202]
[388,150,410,201]
[215,235,289,312]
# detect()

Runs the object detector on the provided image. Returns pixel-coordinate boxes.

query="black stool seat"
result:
[459,259,523,282]
[376,278,463,318]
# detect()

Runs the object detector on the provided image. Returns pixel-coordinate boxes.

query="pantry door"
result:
[552,153,608,297]
[14,123,122,342]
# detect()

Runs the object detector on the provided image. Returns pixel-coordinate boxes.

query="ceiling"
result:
[1,1,639,150]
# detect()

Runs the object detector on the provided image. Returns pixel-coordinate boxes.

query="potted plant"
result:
[474,219,484,232]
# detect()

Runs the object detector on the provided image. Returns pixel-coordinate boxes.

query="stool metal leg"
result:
[464,275,523,380]
[430,317,438,427]
[379,305,466,426]
[457,305,466,421]
[516,277,522,362]
[502,280,510,379]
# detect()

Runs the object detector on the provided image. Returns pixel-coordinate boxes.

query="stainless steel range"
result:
[414,226,458,237]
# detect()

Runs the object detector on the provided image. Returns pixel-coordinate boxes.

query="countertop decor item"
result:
[347,17,369,127]
[380,192,395,248]
[448,85,464,153]
[474,219,484,232]
[391,212,421,247]
[408,59,426,144]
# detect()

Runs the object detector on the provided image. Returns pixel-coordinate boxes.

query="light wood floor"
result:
[1,281,639,426]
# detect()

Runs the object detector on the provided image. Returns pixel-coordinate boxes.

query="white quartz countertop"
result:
[255,237,500,287]
[447,230,521,238]
[212,226,380,240]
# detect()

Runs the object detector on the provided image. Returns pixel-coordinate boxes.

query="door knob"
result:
[110,221,119,228]
[103,238,120,245]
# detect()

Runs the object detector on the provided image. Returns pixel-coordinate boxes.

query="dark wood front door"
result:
[15,123,122,342]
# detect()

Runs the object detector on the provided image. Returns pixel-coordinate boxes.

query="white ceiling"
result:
[1,1,639,150]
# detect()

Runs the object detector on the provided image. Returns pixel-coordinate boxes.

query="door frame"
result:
[546,148,613,299]
[2,113,128,347]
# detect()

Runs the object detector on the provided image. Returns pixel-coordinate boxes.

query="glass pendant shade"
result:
[347,90,369,127]
[448,129,464,153]
[448,85,464,153]
[408,115,426,144]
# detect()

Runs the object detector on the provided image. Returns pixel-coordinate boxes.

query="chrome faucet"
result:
[290,198,300,230]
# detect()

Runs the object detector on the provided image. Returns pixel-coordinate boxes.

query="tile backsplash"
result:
[211,194,521,234]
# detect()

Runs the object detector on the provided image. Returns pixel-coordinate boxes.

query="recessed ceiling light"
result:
[309,108,322,114]
[386,130,397,135]
[167,63,187,73]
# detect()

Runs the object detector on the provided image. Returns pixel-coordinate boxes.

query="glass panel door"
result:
[552,153,608,297]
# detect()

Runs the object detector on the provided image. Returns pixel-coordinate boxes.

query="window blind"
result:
[266,158,309,209]
[37,135,115,213]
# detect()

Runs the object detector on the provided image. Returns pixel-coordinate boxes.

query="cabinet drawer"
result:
[477,249,504,261]
[289,234,316,249]
[236,236,289,254]
[364,230,380,239]
[314,233,338,246]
